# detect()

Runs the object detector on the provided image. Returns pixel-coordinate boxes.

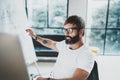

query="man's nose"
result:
[65,32,70,37]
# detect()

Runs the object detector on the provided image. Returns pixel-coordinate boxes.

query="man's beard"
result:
[65,34,80,44]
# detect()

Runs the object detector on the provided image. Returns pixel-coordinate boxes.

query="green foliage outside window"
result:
[87,0,120,55]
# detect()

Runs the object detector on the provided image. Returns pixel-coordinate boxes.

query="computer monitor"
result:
[0,33,30,80]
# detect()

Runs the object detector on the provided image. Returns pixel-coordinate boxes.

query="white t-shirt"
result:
[49,40,94,79]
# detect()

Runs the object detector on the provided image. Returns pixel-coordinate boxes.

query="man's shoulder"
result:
[56,40,67,50]
[57,40,66,45]
[78,45,94,56]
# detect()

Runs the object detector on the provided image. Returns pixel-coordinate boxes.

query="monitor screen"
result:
[0,33,30,80]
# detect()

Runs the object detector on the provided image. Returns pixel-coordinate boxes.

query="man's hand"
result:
[33,76,49,80]
[26,29,36,39]
[37,77,49,80]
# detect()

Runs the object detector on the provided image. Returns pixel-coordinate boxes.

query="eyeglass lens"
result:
[63,28,78,33]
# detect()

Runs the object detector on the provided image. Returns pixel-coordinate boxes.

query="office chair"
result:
[87,61,99,80]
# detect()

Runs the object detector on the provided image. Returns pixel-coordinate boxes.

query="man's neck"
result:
[69,40,84,50]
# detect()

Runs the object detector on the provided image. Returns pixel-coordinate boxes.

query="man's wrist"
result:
[35,36,38,40]
[47,77,50,80]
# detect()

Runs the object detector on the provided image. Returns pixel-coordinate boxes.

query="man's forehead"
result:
[64,23,77,28]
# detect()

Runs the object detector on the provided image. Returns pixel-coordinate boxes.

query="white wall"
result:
[0,0,29,33]
[98,56,120,80]
[68,0,88,22]
[0,0,37,64]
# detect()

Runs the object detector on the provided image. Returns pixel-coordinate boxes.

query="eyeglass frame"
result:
[63,27,79,34]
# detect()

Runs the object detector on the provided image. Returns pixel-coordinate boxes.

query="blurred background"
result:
[0,0,120,80]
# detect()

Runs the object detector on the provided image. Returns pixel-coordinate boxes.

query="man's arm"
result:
[51,68,89,80]
[26,29,58,52]
[68,68,89,80]
[36,36,58,52]
[36,68,89,80]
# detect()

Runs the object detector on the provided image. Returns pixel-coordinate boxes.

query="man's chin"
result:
[65,39,72,44]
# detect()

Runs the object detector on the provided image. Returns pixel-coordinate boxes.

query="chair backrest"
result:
[87,61,99,80]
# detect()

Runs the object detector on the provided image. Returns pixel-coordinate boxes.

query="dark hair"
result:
[64,15,85,30]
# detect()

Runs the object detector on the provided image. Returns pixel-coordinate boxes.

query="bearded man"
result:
[27,15,94,80]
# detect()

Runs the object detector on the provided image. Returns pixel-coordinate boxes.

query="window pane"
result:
[28,0,67,29]
[87,0,108,28]
[49,0,67,28]
[108,0,120,28]
[105,30,120,55]
[87,0,120,55]
[86,29,105,54]
[32,28,64,35]
[32,8,47,28]
[31,0,47,28]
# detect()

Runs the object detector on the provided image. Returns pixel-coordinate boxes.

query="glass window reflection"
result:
[86,29,105,54]
[105,30,120,55]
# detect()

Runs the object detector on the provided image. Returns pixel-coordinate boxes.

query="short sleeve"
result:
[56,40,65,52]
[76,51,94,73]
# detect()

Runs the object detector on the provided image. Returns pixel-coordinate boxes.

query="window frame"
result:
[86,0,120,55]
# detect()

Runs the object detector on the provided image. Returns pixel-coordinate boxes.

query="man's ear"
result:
[79,29,84,36]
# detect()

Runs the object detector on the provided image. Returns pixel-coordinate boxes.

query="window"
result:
[26,0,68,58]
[87,0,120,55]
[27,0,68,35]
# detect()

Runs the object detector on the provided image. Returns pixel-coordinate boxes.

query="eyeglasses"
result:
[63,27,78,34]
